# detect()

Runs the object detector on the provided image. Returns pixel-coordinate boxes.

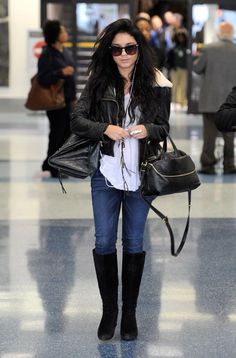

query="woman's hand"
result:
[62,66,74,76]
[104,125,130,141]
[128,125,147,139]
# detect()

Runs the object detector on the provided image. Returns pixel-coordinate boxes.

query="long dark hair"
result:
[87,18,158,124]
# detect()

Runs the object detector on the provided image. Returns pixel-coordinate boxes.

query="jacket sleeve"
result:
[192,49,207,74]
[37,51,63,86]
[144,87,170,141]
[71,85,109,140]
[215,87,236,132]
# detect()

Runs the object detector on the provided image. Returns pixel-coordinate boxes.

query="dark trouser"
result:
[42,103,71,176]
[201,113,235,170]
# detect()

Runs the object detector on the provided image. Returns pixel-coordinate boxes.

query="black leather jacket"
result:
[215,87,236,132]
[71,80,171,166]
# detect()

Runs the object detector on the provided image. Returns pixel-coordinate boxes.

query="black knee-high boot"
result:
[93,249,118,340]
[121,251,146,341]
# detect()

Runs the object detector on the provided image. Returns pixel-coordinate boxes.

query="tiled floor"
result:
[0,102,236,358]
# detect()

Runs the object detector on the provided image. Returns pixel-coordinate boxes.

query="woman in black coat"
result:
[38,20,76,177]
[71,19,172,342]
[215,87,236,132]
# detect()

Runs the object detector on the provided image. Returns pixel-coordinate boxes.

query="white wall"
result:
[0,0,40,98]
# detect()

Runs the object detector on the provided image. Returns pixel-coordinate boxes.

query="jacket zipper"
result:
[102,97,120,125]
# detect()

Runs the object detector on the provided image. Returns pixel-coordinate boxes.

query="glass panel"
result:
[46,3,74,41]
[0,0,8,18]
[76,3,130,36]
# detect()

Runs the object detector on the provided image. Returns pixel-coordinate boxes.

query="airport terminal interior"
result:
[1,0,236,357]
[1,101,236,357]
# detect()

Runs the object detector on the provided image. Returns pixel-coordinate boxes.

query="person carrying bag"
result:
[31,20,77,179]
[48,19,200,343]
[69,19,172,342]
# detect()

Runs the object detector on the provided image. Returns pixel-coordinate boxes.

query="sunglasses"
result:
[109,44,139,57]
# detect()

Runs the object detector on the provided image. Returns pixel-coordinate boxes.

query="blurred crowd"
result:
[134,10,188,111]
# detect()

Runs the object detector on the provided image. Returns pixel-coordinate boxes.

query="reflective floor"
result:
[0,101,236,358]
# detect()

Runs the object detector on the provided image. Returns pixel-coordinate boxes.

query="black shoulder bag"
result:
[48,134,100,192]
[140,131,201,257]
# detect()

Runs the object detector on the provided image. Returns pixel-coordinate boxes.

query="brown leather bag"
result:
[25,74,66,111]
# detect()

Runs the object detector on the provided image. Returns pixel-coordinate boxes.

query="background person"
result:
[163,11,177,51]
[193,22,236,174]
[71,19,171,341]
[38,20,76,178]
[136,11,151,21]
[134,15,165,69]
[215,87,236,132]
[167,28,188,110]
[151,15,167,69]
[163,12,186,79]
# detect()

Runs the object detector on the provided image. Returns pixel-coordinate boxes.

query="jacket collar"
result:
[102,70,173,99]
[102,86,116,100]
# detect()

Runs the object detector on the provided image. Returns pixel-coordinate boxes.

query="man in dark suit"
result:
[193,22,236,174]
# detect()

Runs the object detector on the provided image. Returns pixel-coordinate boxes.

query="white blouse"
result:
[100,93,141,191]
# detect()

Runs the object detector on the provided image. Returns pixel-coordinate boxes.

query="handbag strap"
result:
[141,129,192,256]
[141,190,191,257]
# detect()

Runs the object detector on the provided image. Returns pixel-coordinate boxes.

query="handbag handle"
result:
[158,130,180,156]
[141,190,191,257]
[164,131,180,153]
[143,129,180,161]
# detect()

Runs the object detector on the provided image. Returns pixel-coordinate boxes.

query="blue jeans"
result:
[91,170,155,255]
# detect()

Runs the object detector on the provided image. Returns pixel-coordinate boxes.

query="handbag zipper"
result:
[149,163,197,178]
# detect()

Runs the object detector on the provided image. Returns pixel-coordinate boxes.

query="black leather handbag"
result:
[48,134,100,191]
[140,131,200,256]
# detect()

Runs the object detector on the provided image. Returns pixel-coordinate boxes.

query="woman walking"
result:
[71,19,172,341]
